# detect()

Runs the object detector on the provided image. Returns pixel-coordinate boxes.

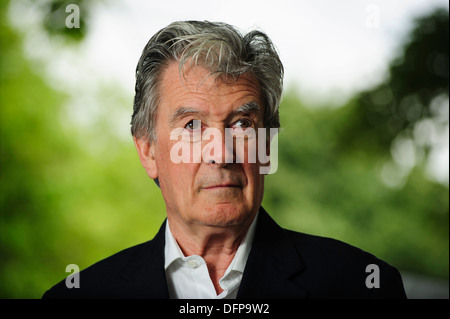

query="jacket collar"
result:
[237,207,308,299]
[117,220,170,298]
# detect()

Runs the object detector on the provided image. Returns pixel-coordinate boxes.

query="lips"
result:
[204,183,242,189]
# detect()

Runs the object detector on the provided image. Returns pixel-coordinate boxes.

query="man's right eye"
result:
[184,120,201,131]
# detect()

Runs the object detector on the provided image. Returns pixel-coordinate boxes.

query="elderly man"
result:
[43,21,406,299]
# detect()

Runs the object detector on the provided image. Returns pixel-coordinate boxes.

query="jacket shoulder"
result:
[43,219,168,299]
[285,229,406,299]
[42,237,162,299]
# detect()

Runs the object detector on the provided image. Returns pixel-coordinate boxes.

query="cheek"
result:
[242,162,264,192]
[157,141,183,179]
[156,141,199,190]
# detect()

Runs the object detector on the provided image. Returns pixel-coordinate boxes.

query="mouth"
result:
[203,184,242,190]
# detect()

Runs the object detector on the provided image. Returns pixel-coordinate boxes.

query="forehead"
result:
[158,62,262,116]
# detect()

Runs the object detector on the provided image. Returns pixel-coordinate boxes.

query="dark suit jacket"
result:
[42,207,406,299]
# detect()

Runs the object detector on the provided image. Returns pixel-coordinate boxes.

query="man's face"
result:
[141,62,266,228]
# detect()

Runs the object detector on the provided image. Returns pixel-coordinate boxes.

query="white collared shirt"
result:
[164,212,258,299]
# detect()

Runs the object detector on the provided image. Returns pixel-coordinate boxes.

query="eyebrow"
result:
[235,101,261,116]
[169,102,261,127]
[169,107,203,127]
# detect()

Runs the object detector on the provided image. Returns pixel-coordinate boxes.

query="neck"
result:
[167,212,257,294]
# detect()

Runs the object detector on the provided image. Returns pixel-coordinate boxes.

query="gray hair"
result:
[131,20,284,141]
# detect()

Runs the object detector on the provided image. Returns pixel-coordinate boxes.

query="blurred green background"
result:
[0,0,448,298]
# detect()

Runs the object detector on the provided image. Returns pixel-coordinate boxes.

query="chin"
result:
[196,203,251,228]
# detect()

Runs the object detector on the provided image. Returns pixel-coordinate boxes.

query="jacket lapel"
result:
[117,220,170,298]
[237,208,308,299]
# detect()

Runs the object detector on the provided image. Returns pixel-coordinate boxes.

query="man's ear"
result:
[133,136,158,179]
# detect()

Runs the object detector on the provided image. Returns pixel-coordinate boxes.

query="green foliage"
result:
[41,0,89,42]
[0,1,166,297]
[340,8,449,153]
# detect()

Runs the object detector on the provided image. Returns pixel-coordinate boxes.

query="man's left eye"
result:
[233,119,253,129]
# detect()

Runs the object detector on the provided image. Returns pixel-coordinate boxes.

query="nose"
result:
[201,127,235,166]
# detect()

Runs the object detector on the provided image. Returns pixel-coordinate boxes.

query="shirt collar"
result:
[164,210,259,271]
[164,220,186,270]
